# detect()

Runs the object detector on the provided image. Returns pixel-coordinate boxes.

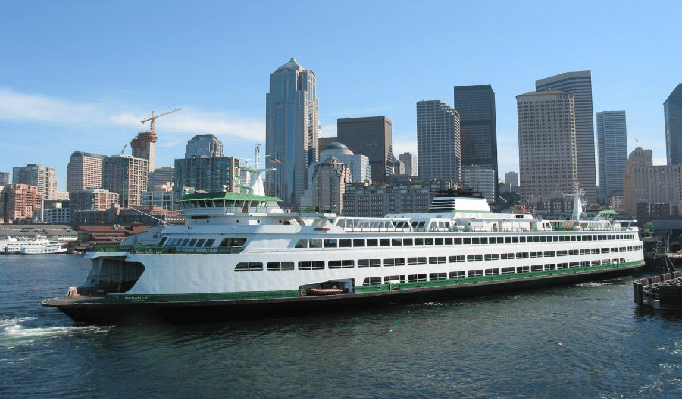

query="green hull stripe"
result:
[103,261,642,304]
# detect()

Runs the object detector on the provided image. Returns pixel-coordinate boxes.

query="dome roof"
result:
[275,57,301,72]
[321,142,354,157]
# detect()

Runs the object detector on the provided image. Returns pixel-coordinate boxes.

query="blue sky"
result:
[1,0,679,190]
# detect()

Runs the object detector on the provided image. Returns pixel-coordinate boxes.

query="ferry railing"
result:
[90,244,244,255]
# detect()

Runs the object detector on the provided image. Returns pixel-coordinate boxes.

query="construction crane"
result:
[141,108,181,133]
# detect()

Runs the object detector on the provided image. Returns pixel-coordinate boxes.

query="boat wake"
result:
[1,316,110,345]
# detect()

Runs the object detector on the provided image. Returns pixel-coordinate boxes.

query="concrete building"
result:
[149,167,175,192]
[173,156,241,197]
[337,116,393,183]
[399,152,418,177]
[597,110,628,203]
[504,171,519,193]
[141,190,175,210]
[13,163,58,200]
[70,188,120,211]
[536,71,597,204]
[461,165,496,203]
[342,180,453,217]
[67,151,105,193]
[624,147,682,217]
[454,84,498,200]
[0,184,42,223]
[416,100,461,183]
[131,131,157,173]
[185,134,224,159]
[318,142,371,184]
[665,84,682,165]
[265,58,320,207]
[102,155,149,208]
[516,90,577,203]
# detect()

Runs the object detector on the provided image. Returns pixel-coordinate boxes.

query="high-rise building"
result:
[536,71,597,203]
[0,184,42,223]
[67,151,105,193]
[399,153,418,177]
[596,110,627,203]
[70,188,120,211]
[174,157,241,196]
[504,171,519,193]
[624,147,682,217]
[516,90,577,203]
[12,164,58,200]
[102,155,149,207]
[265,58,320,207]
[149,167,175,192]
[461,165,496,203]
[0,171,9,186]
[416,100,460,183]
[665,84,682,165]
[131,131,158,173]
[185,134,224,158]
[337,116,393,183]
[454,84,498,199]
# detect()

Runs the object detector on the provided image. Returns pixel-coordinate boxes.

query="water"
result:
[2,255,682,398]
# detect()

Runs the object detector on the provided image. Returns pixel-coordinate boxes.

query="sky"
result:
[1,0,680,191]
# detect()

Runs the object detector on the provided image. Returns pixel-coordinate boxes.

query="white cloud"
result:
[0,88,100,125]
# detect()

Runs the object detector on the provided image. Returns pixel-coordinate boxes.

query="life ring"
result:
[299,289,307,296]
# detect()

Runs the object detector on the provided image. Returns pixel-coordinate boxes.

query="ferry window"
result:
[611,247,618,253]
[469,270,484,277]
[592,260,601,266]
[425,238,434,246]
[472,237,480,245]
[449,255,465,263]
[329,260,354,269]
[489,237,496,244]
[501,253,515,259]
[501,267,515,274]
[569,249,579,255]
[324,239,338,248]
[544,251,555,257]
[505,237,512,243]
[403,238,413,246]
[480,237,488,244]
[181,239,190,246]
[267,262,294,271]
[570,262,579,268]
[384,258,405,266]
[299,261,325,270]
[430,273,447,281]
[601,248,610,254]
[358,258,381,268]
[531,265,543,271]
[188,239,198,247]
[235,262,263,271]
[339,239,352,248]
[295,239,308,248]
[384,275,405,283]
[620,247,626,252]
[205,239,215,247]
[309,239,323,248]
[467,254,483,262]
[415,238,425,246]
[454,238,462,245]
[484,254,499,261]
[519,237,526,243]
[463,238,471,245]
[408,257,427,265]
[540,236,547,242]
[353,239,365,247]
[517,266,530,273]
[379,238,389,246]
[485,268,499,275]
[530,252,540,258]
[407,274,427,282]
[592,248,600,254]
[449,271,466,278]
[362,277,381,286]
[366,239,378,247]
[429,256,447,264]
[603,259,611,265]
[580,261,589,267]
[392,238,402,246]
[516,252,529,259]
[159,237,168,245]
[557,263,568,269]
[444,238,453,245]
[220,238,247,247]
[557,250,567,257]
[435,238,444,246]
[545,264,556,270]
[580,249,589,255]
[512,237,519,243]
[196,239,206,247]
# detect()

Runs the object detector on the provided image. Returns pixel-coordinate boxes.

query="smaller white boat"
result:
[19,242,68,255]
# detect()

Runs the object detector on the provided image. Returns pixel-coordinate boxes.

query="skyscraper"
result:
[536,71,597,203]
[596,110,627,203]
[399,152,418,177]
[454,84,498,199]
[337,116,392,183]
[67,151,104,193]
[12,164,58,200]
[516,90,577,202]
[102,155,149,207]
[185,134,224,158]
[665,84,682,165]
[265,58,320,207]
[416,100,461,182]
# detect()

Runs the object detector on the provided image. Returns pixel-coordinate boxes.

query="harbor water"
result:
[2,254,682,398]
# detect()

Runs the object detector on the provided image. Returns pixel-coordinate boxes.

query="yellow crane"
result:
[141,108,181,133]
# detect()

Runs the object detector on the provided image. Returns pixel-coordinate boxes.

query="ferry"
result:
[2,235,67,255]
[42,159,644,324]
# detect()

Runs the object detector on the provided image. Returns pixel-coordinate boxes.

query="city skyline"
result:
[1,1,680,191]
